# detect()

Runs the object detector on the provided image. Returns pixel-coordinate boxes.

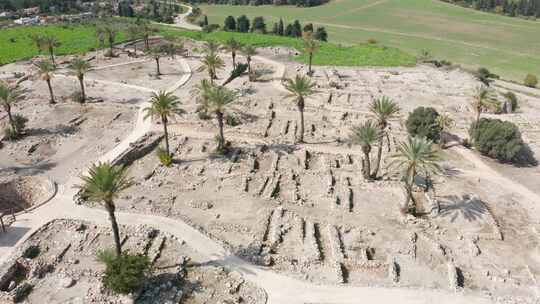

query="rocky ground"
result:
[1,38,540,303]
[0,219,266,304]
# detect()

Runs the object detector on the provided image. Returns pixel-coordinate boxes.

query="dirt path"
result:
[0,48,495,304]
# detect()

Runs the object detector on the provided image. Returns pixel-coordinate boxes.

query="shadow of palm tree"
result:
[438,194,488,222]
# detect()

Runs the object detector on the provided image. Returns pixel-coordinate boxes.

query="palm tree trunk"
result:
[155,58,161,75]
[400,184,412,215]
[363,150,372,179]
[79,76,86,103]
[144,36,149,50]
[308,52,313,75]
[49,47,55,66]
[105,202,122,257]
[5,105,15,132]
[46,79,55,104]
[373,135,384,178]
[247,57,252,81]
[298,98,305,143]
[232,52,236,68]
[217,111,225,151]
[162,116,170,155]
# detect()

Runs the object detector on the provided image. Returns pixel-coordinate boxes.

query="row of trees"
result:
[221,15,328,41]
[185,0,329,7]
[441,0,540,18]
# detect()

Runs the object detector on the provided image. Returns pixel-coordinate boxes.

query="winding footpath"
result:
[0,30,495,304]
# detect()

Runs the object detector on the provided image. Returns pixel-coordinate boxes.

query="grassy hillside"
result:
[199,0,540,82]
[0,24,128,64]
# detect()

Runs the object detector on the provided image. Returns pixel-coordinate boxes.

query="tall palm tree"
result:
[35,60,56,104]
[126,24,142,56]
[78,162,133,256]
[148,45,164,76]
[39,35,60,66]
[302,33,320,76]
[204,40,220,54]
[435,113,454,149]
[350,121,381,180]
[223,38,242,68]
[388,136,441,215]
[144,91,182,156]
[198,52,225,84]
[242,45,258,81]
[200,84,236,152]
[139,21,158,50]
[283,75,317,143]
[69,58,91,103]
[0,81,24,137]
[369,96,400,178]
[97,24,118,56]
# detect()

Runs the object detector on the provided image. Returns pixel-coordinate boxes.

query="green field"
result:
[160,28,416,67]
[199,0,540,82]
[0,24,128,65]
[0,23,415,68]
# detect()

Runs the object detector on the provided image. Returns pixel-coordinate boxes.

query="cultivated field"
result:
[200,0,540,82]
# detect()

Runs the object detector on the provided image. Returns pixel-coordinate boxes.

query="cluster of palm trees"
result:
[0,81,26,139]
[348,97,442,215]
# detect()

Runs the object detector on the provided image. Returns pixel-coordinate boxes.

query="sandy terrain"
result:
[1,38,539,303]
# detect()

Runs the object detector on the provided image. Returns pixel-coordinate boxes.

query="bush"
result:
[469,118,524,162]
[367,38,377,44]
[225,114,240,126]
[22,245,40,259]
[13,283,33,303]
[475,67,499,85]
[524,74,538,88]
[406,107,442,142]
[503,91,518,112]
[4,114,28,140]
[156,147,173,166]
[98,251,150,294]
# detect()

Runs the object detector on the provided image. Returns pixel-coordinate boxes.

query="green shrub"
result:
[156,147,173,166]
[98,251,150,294]
[22,245,40,259]
[13,283,33,303]
[475,67,499,85]
[469,118,524,162]
[406,107,442,142]
[4,114,28,140]
[503,92,518,112]
[225,114,240,126]
[524,74,538,88]
[367,38,377,44]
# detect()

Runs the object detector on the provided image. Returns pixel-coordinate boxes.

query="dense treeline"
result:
[0,0,87,13]
[216,14,328,41]
[441,0,540,18]
[185,0,329,7]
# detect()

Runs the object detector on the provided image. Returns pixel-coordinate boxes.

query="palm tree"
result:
[139,21,158,50]
[198,52,225,84]
[97,23,118,57]
[369,96,400,178]
[148,45,164,76]
[0,81,24,137]
[35,60,56,104]
[126,24,143,56]
[302,33,320,76]
[435,113,454,149]
[350,121,381,180]
[204,40,220,54]
[388,136,441,215]
[223,38,242,68]
[242,45,258,81]
[283,75,317,143]
[470,86,497,142]
[78,162,133,256]
[39,35,60,66]
[144,91,182,156]
[69,58,91,103]
[200,84,236,152]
